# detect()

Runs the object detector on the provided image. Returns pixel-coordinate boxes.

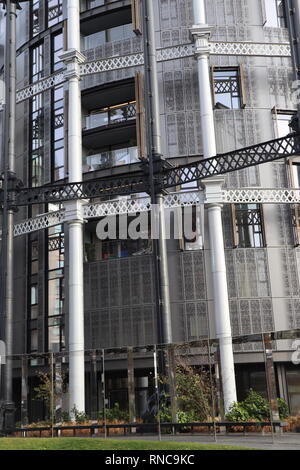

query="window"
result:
[83,101,136,130]
[47,224,65,352]
[213,67,245,109]
[52,32,64,72]
[84,216,152,262]
[30,285,38,320]
[30,0,63,37]
[233,204,265,248]
[47,0,63,28]
[31,93,44,186]
[86,0,106,8]
[273,109,295,138]
[52,32,65,181]
[82,23,135,50]
[31,0,40,37]
[28,231,39,353]
[30,43,44,187]
[264,0,286,27]
[286,368,300,415]
[30,329,38,353]
[83,145,138,173]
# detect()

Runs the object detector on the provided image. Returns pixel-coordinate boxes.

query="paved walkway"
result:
[104,433,300,450]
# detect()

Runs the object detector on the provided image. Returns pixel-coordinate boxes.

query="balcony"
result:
[83,146,139,173]
[83,102,136,131]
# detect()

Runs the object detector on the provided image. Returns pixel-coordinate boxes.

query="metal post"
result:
[127,347,136,428]
[153,345,161,441]
[60,0,86,415]
[101,349,107,439]
[191,0,237,413]
[21,355,28,427]
[166,345,177,429]
[0,0,17,432]
[90,351,98,421]
[263,333,280,423]
[55,354,63,424]
[141,0,172,367]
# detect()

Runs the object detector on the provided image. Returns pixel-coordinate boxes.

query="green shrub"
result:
[242,390,270,421]
[158,406,202,424]
[71,406,88,424]
[61,411,71,423]
[103,403,129,423]
[225,402,251,422]
[277,398,289,420]
[225,390,289,422]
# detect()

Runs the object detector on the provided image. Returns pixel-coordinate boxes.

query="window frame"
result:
[211,65,246,110]
[231,203,266,249]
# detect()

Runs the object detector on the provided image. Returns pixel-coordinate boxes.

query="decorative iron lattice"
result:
[14,187,300,238]
[84,196,151,218]
[16,72,65,103]
[54,113,64,128]
[48,235,64,252]
[162,133,300,188]
[235,204,262,226]
[209,41,290,57]
[16,41,291,103]
[48,2,63,22]
[80,52,144,77]
[214,79,239,95]
[13,210,65,237]
[163,191,204,208]
[222,187,300,203]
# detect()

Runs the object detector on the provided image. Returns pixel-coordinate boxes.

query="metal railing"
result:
[83,102,136,131]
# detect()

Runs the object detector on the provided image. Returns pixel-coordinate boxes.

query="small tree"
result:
[158,353,215,422]
[34,370,67,423]
[175,363,213,421]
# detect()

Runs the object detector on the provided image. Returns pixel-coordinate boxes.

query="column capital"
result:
[189,24,213,55]
[202,177,225,205]
[60,49,86,80]
[64,199,87,224]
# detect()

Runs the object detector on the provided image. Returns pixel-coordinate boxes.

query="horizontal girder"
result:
[12,187,300,237]
[9,133,300,207]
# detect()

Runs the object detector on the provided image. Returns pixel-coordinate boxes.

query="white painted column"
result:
[60,0,86,414]
[191,0,237,412]
[205,180,237,412]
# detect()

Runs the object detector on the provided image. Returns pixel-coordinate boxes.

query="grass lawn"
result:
[0,438,252,451]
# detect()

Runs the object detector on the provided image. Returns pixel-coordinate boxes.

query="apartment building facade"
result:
[0,0,300,421]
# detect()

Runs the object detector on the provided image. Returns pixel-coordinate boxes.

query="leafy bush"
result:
[225,402,251,422]
[225,389,289,422]
[177,409,199,424]
[277,398,289,420]
[61,411,71,423]
[71,406,88,424]
[158,405,203,424]
[102,403,129,423]
[242,390,270,421]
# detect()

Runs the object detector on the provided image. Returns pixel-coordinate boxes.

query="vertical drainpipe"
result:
[190,0,237,413]
[285,0,300,130]
[142,0,172,346]
[60,0,86,414]
[1,0,17,430]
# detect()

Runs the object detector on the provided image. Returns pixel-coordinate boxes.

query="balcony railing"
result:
[83,102,136,131]
[82,0,120,12]
[83,146,139,173]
